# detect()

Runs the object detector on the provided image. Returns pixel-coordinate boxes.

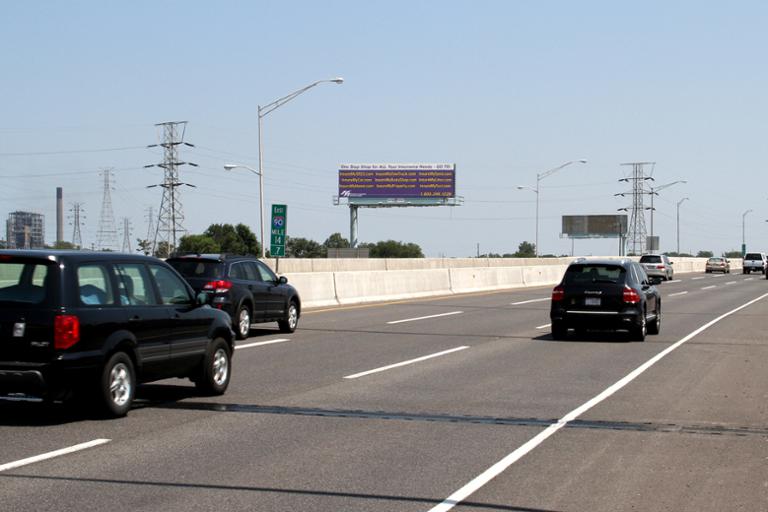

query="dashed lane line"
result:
[668,291,688,297]
[344,346,470,379]
[701,285,717,290]
[0,439,110,473]
[387,311,463,325]
[235,339,290,350]
[511,298,550,305]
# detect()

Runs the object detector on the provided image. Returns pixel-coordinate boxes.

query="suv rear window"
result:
[564,264,626,285]
[0,260,51,304]
[639,255,662,263]
[744,253,763,260]
[167,260,223,279]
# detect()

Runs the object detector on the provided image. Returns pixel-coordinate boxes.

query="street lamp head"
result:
[223,164,238,171]
[577,159,588,164]
[331,77,344,84]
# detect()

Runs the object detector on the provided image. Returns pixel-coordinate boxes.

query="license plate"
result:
[585,297,601,306]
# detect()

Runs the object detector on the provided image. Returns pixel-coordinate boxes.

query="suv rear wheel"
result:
[97,351,135,418]
[235,304,251,340]
[194,338,231,395]
[632,312,647,342]
[278,301,299,333]
[551,321,567,340]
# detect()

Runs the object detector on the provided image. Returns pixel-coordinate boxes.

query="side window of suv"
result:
[149,265,192,305]
[255,261,277,282]
[115,263,156,306]
[78,264,115,306]
[230,262,259,281]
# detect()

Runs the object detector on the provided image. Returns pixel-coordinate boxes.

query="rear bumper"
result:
[0,360,99,401]
[551,308,643,329]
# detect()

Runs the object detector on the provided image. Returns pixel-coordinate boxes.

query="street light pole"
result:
[742,209,753,256]
[676,197,689,254]
[649,180,686,247]
[255,78,344,258]
[517,159,587,257]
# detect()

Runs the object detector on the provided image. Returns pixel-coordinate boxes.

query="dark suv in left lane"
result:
[0,250,234,417]
[550,258,661,341]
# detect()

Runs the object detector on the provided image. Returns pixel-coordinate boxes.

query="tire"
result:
[235,304,251,340]
[97,351,135,418]
[647,302,661,335]
[551,321,568,340]
[195,338,231,396]
[278,300,299,333]
[632,311,647,342]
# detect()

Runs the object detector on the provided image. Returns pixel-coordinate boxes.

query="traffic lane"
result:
[450,427,766,512]
[0,407,545,512]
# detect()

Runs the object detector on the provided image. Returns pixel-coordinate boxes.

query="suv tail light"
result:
[54,315,80,350]
[552,285,564,302]
[623,286,640,304]
[203,280,233,293]
[656,265,665,269]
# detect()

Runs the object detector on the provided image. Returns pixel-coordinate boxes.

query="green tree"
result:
[513,241,536,258]
[361,240,424,258]
[177,234,220,254]
[203,223,260,255]
[136,239,152,256]
[722,250,742,259]
[286,237,324,258]
[323,232,350,249]
[696,250,714,258]
[154,241,171,259]
[50,241,77,250]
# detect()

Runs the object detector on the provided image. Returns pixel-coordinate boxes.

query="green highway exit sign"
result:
[270,204,287,257]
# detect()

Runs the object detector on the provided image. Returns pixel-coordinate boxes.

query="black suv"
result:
[550,259,661,341]
[0,250,234,417]
[166,254,300,340]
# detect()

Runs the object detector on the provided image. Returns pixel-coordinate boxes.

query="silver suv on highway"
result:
[742,252,766,274]
[639,254,673,281]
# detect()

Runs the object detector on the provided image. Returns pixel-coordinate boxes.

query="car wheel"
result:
[278,301,299,333]
[195,338,231,395]
[235,304,251,340]
[632,312,647,342]
[551,321,568,340]
[97,352,135,418]
[648,303,661,335]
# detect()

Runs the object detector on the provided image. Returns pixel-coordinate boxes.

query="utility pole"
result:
[121,217,132,253]
[69,202,85,249]
[96,169,118,251]
[145,121,197,257]
[617,162,654,255]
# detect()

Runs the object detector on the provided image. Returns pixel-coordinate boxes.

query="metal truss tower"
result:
[121,217,132,253]
[146,121,197,257]
[95,169,118,251]
[618,162,654,255]
[69,202,85,248]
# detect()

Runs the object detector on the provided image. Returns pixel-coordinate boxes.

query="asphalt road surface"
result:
[1,272,767,511]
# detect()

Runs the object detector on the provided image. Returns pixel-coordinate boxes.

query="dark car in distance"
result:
[550,259,661,341]
[166,254,301,340]
[0,250,234,417]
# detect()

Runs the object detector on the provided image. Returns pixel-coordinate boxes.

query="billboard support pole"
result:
[350,205,359,248]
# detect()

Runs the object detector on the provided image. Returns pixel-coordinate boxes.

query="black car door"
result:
[252,261,286,317]
[230,261,269,321]
[635,264,657,315]
[148,263,212,373]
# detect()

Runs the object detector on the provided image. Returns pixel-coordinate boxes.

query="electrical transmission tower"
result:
[121,218,132,253]
[617,162,655,255]
[145,121,197,257]
[96,169,119,251]
[69,202,85,248]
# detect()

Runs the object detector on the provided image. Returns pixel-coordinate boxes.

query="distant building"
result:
[6,211,45,249]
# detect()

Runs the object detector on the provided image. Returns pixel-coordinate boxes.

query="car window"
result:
[255,261,277,282]
[0,261,51,304]
[167,259,222,279]
[639,255,661,263]
[149,265,192,305]
[229,262,252,280]
[114,263,157,306]
[78,264,115,306]
[564,264,626,285]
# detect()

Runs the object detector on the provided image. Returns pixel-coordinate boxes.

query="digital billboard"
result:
[338,163,456,199]
[562,215,628,238]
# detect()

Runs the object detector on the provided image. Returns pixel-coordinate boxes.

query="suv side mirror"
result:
[196,291,211,305]
[278,276,288,285]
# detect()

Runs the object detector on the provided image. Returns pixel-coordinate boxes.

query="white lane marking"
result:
[701,285,716,290]
[387,311,463,325]
[0,439,110,473]
[666,280,682,284]
[235,338,290,350]
[712,274,725,278]
[668,291,688,297]
[745,278,755,281]
[535,323,552,330]
[691,277,706,280]
[510,298,549,305]
[428,292,768,512]
[344,346,469,379]
[725,281,737,285]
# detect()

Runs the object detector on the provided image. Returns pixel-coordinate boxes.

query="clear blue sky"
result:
[1,1,766,257]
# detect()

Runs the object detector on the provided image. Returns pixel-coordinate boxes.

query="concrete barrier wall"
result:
[277,257,744,309]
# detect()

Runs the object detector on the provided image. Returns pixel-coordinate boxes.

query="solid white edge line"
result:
[510,298,550,305]
[344,346,469,379]
[0,439,111,473]
[387,311,463,325]
[427,292,768,512]
[235,339,290,350]
[668,291,688,297]
[535,323,552,330]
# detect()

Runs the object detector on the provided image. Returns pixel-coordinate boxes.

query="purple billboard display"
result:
[338,163,456,198]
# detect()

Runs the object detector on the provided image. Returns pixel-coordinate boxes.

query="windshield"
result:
[639,255,662,263]
[0,260,52,304]
[564,264,626,285]
[167,260,223,279]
